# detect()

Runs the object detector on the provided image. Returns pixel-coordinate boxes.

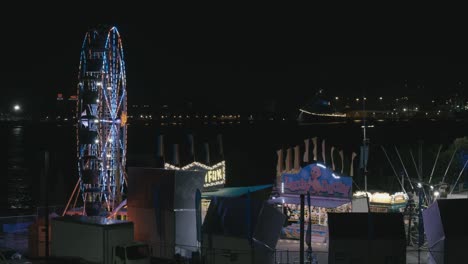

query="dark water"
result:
[1,119,467,214]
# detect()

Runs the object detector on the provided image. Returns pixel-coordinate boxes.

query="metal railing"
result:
[0,205,64,256]
[0,208,442,264]
[144,241,443,264]
[0,214,36,255]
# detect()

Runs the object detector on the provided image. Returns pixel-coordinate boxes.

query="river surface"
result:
[1,119,467,215]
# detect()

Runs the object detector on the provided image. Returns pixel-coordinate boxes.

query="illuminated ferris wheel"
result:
[76,26,127,216]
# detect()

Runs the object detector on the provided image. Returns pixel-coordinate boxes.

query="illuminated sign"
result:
[121,112,127,127]
[165,161,226,190]
[282,163,352,198]
[204,166,225,188]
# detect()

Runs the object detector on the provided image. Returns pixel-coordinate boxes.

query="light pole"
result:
[306,191,318,263]
[300,194,304,264]
[417,183,424,264]
[361,124,370,192]
[361,95,370,192]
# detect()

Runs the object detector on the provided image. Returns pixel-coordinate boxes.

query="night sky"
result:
[2,11,467,114]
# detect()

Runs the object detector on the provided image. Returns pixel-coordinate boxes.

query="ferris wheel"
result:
[76,26,127,216]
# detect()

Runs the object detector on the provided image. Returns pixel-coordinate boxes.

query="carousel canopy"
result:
[202,184,272,198]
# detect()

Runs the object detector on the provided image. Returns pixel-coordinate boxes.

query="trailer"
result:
[51,216,150,264]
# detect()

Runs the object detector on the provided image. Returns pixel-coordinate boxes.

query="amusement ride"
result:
[64,25,128,217]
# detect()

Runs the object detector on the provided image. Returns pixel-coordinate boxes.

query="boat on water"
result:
[297,92,348,124]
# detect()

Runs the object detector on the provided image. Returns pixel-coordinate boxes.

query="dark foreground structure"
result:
[423,198,468,264]
[127,167,205,260]
[202,195,285,264]
[328,212,406,264]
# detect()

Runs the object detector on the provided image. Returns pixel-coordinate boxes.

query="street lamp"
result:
[434,191,440,198]
[13,104,21,111]
[417,183,424,263]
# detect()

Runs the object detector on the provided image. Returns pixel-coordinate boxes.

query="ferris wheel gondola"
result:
[76,26,127,216]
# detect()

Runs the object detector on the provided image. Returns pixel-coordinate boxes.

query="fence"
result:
[0,205,64,256]
[0,209,442,264]
[146,241,439,264]
[274,249,327,264]
[0,214,35,254]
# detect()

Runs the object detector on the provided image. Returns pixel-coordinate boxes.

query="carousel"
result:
[270,162,353,243]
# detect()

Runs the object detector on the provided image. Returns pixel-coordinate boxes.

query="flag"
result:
[285,148,292,171]
[303,139,310,163]
[172,144,180,165]
[294,145,301,170]
[276,149,284,176]
[204,143,210,165]
[350,152,357,176]
[312,137,318,161]
[359,145,369,169]
[339,150,344,174]
[321,139,326,164]
[217,134,224,158]
[156,135,164,158]
[331,146,336,171]
[188,134,195,160]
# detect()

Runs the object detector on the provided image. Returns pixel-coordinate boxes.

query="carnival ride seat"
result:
[78,129,98,144]
[84,200,102,216]
[81,89,98,103]
[81,168,99,184]
[85,58,104,72]
[84,187,102,193]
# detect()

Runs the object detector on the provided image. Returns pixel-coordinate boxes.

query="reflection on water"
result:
[7,126,31,209]
[1,120,467,213]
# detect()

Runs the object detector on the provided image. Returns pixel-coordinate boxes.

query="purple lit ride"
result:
[72,26,128,216]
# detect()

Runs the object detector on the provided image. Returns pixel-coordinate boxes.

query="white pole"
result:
[410,149,421,181]
[381,146,406,194]
[449,159,468,195]
[429,145,443,184]
[442,148,459,183]
[395,146,415,190]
